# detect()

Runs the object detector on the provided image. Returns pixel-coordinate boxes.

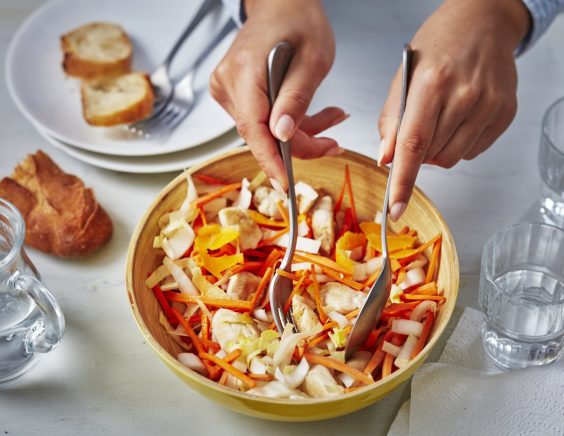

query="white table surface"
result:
[0,1,563,434]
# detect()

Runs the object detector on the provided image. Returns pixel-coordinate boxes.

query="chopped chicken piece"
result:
[295,181,319,214]
[320,282,366,314]
[226,272,261,300]
[303,364,344,398]
[292,294,322,333]
[312,195,335,255]
[218,207,262,251]
[212,308,260,350]
[253,186,284,219]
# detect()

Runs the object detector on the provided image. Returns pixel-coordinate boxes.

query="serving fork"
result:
[345,44,413,360]
[266,42,300,333]
[131,18,236,139]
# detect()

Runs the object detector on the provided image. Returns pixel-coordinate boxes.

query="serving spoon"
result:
[266,41,300,333]
[345,44,413,360]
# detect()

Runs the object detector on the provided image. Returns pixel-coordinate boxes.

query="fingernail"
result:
[324,146,345,157]
[331,112,350,127]
[274,114,295,141]
[390,202,407,222]
[377,138,386,166]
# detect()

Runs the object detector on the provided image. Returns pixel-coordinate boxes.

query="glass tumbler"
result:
[539,97,564,227]
[479,222,564,369]
[0,198,65,383]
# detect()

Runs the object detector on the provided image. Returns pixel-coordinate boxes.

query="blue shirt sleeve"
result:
[221,0,245,28]
[517,0,564,54]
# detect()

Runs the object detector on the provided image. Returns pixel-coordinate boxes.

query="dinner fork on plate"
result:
[135,0,221,127]
[132,18,236,139]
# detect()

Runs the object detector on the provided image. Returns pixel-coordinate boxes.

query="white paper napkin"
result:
[388,307,564,436]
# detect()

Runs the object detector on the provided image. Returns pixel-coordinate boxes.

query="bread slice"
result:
[80,72,154,126]
[0,150,113,258]
[61,22,132,78]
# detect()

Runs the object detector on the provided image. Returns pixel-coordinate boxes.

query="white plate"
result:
[37,125,244,174]
[6,0,236,157]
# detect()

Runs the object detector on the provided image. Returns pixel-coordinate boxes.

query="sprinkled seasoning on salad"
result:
[146,167,444,398]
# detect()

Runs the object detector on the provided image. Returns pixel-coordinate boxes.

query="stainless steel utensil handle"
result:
[162,0,221,69]
[381,44,413,258]
[267,42,298,272]
[176,19,236,88]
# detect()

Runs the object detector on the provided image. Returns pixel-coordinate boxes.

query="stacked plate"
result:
[5,0,243,173]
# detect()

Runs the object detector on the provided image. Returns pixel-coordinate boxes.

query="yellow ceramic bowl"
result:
[126,147,459,421]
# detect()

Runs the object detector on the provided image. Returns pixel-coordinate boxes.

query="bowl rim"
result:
[125,146,459,405]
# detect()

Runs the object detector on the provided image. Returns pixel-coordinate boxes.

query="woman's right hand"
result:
[210,0,345,187]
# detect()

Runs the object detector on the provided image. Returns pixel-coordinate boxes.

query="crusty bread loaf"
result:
[61,22,132,79]
[0,151,113,258]
[81,72,154,126]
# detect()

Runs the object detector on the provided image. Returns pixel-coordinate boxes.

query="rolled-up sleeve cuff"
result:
[221,0,246,27]
[516,0,564,55]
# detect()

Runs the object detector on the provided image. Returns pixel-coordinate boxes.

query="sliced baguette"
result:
[61,22,132,78]
[81,72,154,126]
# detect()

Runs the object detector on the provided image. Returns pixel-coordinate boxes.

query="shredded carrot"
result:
[199,352,256,389]
[198,206,207,226]
[362,268,382,288]
[246,210,287,228]
[248,373,274,382]
[276,200,289,225]
[364,336,386,375]
[344,386,364,393]
[224,349,242,363]
[425,237,442,284]
[402,294,446,302]
[218,371,228,385]
[284,270,308,313]
[344,165,359,231]
[345,308,360,319]
[172,308,218,379]
[259,249,281,277]
[382,301,420,316]
[411,310,435,359]
[310,265,328,324]
[201,338,221,352]
[193,173,228,185]
[192,182,242,208]
[307,332,330,348]
[334,172,347,213]
[227,261,263,275]
[275,269,301,282]
[294,252,351,276]
[304,353,373,385]
[200,313,209,341]
[391,233,441,261]
[166,293,252,311]
[321,267,364,291]
[258,227,289,247]
[406,282,437,296]
[250,266,273,309]
[381,352,395,378]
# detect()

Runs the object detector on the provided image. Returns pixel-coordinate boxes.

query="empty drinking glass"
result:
[479,222,564,369]
[0,198,65,383]
[539,97,564,227]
